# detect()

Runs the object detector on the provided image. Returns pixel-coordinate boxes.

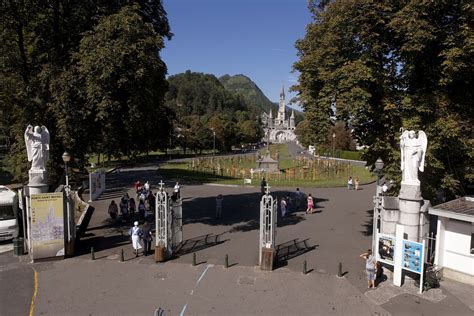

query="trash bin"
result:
[13,237,24,256]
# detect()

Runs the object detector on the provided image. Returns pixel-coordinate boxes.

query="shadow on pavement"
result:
[274,238,318,269]
[361,209,374,236]
[183,191,328,232]
[175,233,227,256]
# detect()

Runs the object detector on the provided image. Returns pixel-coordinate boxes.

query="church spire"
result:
[269,108,273,118]
[290,109,295,118]
[280,84,285,99]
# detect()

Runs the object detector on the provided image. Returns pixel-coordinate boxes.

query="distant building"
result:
[261,85,296,143]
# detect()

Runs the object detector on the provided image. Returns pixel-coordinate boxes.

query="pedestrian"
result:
[286,194,292,214]
[129,221,142,257]
[360,249,377,289]
[138,199,146,221]
[134,180,141,194]
[347,176,353,190]
[141,221,153,256]
[280,197,287,217]
[306,193,314,214]
[129,198,136,219]
[120,194,129,222]
[295,187,304,211]
[215,194,223,219]
[260,177,267,195]
[382,182,388,195]
[173,181,181,199]
[355,177,360,190]
[108,200,118,220]
[144,180,150,193]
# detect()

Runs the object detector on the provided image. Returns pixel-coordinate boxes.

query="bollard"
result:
[338,262,343,277]
[91,247,95,261]
[225,254,229,268]
[303,260,307,275]
[120,249,124,262]
[192,253,197,266]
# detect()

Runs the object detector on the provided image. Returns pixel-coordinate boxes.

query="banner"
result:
[30,192,65,259]
[377,234,396,265]
[402,240,424,273]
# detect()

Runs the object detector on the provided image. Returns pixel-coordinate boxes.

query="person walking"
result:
[141,221,153,256]
[138,200,146,221]
[295,188,304,211]
[173,181,181,200]
[355,177,360,190]
[108,200,118,220]
[215,194,224,219]
[347,177,353,190]
[129,221,142,257]
[306,194,314,214]
[144,181,150,193]
[360,249,377,289]
[129,198,136,220]
[119,195,129,222]
[260,177,267,195]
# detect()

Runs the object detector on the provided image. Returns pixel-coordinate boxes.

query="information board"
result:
[30,192,65,259]
[376,234,396,265]
[402,240,424,273]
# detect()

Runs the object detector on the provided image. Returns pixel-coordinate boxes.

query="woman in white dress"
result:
[129,221,142,257]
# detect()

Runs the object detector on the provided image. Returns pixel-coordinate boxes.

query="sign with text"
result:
[30,192,65,259]
[376,234,396,265]
[402,240,423,274]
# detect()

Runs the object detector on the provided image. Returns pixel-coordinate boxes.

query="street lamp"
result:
[332,132,336,159]
[212,130,216,157]
[372,157,384,253]
[62,151,72,243]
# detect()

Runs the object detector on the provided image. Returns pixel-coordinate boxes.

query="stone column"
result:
[398,184,423,241]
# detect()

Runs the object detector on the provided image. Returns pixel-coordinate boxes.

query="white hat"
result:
[134,221,139,226]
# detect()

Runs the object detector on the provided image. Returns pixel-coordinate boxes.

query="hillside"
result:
[219,74,277,113]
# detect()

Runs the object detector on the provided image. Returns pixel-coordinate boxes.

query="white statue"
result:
[400,129,427,184]
[24,125,50,171]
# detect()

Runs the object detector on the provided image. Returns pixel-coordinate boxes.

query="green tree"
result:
[293,0,473,200]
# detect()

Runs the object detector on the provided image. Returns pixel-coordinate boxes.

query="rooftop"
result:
[429,196,474,222]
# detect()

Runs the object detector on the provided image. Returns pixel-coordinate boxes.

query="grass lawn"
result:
[160,161,374,188]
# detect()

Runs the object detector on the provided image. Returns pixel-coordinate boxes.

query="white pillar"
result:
[393,224,404,287]
[434,217,447,268]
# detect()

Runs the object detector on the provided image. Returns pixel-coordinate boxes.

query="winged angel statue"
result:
[24,125,50,171]
[400,129,427,185]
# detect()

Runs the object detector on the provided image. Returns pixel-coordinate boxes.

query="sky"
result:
[161,0,313,110]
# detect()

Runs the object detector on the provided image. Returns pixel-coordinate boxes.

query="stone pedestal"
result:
[28,169,48,195]
[381,197,400,235]
[398,183,423,241]
[155,246,166,262]
[260,248,274,271]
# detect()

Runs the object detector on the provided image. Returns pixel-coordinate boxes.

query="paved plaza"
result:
[1,165,473,315]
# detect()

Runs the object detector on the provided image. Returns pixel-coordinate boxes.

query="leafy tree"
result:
[293,0,473,200]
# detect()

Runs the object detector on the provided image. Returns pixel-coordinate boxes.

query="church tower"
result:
[277,84,286,124]
[290,110,295,129]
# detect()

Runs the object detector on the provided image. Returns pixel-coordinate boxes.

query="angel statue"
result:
[400,129,427,185]
[24,125,50,171]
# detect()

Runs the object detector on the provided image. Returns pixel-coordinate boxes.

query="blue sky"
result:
[161,0,312,110]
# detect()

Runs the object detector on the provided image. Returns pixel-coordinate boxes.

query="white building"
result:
[261,85,296,143]
[429,196,474,285]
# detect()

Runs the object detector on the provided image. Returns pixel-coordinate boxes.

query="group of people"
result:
[108,180,156,224]
[347,176,360,190]
[129,221,153,257]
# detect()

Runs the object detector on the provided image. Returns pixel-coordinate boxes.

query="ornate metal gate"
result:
[155,181,183,258]
[259,184,277,266]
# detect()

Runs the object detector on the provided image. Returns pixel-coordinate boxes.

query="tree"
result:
[76,4,171,158]
[293,0,473,200]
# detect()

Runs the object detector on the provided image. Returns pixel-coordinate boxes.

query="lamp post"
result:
[372,157,384,252]
[332,132,336,159]
[62,152,71,243]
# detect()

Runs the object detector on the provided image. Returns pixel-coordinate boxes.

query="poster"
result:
[402,240,423,273]
[30,192,65,259]
[377,234,395,265]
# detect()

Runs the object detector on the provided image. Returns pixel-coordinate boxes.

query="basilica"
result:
[261,85,297,143]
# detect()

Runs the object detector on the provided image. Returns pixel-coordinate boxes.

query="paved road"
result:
[1,157,474,315]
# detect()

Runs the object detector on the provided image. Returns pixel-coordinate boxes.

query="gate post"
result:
[155,180,168,262]
[259,184,277,270]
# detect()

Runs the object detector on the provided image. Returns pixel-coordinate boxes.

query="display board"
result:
[402,240,424,273]
[30,192,65,259]
[376,233,396,265]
